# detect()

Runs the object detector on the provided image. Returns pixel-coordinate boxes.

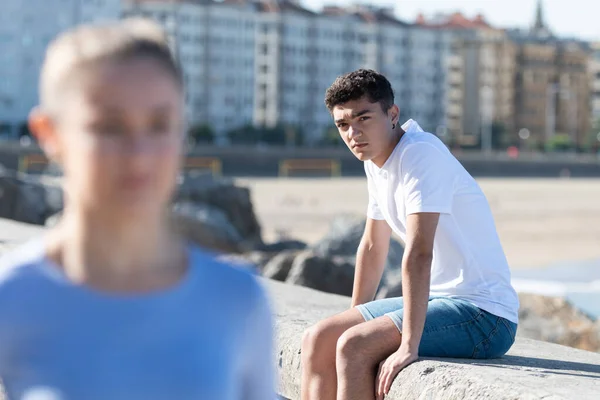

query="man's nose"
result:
[348,125,361,140]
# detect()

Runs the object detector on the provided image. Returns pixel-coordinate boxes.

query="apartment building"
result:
[0,0,121,137]
[510,36,590,147]
[124,0,256,141]
[507,0,591,148]
[417,12,517,147]
[590,42,600,132]
[126,1,459,143]
[321,6,452,136]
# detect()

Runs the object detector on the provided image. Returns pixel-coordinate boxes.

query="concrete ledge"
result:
[265,279,600,400]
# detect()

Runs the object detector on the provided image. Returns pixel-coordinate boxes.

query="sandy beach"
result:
[236,177,600,270]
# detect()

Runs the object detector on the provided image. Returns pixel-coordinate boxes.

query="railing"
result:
[184,157,222,177]
[278,158,341,177]
[18,154,49,173]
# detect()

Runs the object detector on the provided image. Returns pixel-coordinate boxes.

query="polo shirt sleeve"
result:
[399,142,456,216]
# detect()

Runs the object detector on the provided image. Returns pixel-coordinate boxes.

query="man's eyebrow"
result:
[334,109,372,124]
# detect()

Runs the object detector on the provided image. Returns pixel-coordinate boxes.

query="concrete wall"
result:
[266,279,600,400]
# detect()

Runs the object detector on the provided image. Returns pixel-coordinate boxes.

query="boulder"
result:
[172,201,244,251]
[286,250,355,296]
[375,271,403,299]
[0,167,63,225]
[171,208,242,254]
[258,240,307,253]
[309,214,405,297]
[312,213,403,271]
[11,171,263,255]
[262,250,299,282]
[174,173,263,249]
[517,293,600,352]
[235,251,275,273]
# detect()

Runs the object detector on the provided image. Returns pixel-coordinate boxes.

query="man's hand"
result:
[375,345,418,399]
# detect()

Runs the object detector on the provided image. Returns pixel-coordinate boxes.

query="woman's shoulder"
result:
[0,238,53,297]
[187,244,267,300]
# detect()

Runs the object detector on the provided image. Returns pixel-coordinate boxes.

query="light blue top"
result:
[0,239,274,400]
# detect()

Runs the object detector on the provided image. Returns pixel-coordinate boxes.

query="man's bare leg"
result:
[336,316,402,400]
[301,308,365,400]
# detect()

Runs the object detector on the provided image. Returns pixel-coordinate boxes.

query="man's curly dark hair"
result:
[324,69,395,113]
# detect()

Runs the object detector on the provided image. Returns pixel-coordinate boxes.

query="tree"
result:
[546,133,573,152]
[19,122,31,138]
[491,122,509,149]
[188,124,215,144]
[320,127,342,147]
[260,125,286,145]
[227,124,261,144]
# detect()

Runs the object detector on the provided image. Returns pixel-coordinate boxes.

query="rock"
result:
[45,212,61,228]
[5,171,264,255]
[310,214,405,296]
[240,251,275,272]
[216,251,274,275]
[0,167,63,225]
[375,272,403,299]
[312,213,404,270]
[258,240,307,253]
[263,250,299,282]
[44,201,248,255]
[286,250,354,296]
[517,293,600,352]
[171,208,242,254]
[173,201,242,241]
[174,173,263,249]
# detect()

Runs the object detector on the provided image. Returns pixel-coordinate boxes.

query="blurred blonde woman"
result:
[0,19,274,400]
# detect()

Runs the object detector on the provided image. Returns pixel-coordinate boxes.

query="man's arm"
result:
[375,212,440,399]
[351,217,392,308]
[400,212,439,350]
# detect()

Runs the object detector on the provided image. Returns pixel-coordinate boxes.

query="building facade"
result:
[417,12,517,147]
[589,42,600,134]
[509,0,591,148]
[0,0,121,137]
[124,0,256,142]
[126,1,457,144]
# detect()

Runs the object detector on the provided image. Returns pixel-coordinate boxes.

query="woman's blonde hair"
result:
[40,18,182,115]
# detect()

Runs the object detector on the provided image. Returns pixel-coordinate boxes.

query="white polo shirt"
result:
[365,119,519,323]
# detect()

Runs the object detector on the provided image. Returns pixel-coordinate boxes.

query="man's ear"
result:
[389,104,400,125]
[28,107,62,164]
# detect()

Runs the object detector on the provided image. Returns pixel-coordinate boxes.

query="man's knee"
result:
[336,328,365,364]
[301,321,335,366]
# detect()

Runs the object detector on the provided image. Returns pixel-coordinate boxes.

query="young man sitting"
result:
[301,69,519,400]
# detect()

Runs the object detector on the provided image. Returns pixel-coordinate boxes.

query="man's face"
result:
[332,96,398,163]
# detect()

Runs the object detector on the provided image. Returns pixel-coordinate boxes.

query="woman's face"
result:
[35,57,185,222]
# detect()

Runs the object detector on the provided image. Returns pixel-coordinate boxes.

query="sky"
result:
[301,0,599,42]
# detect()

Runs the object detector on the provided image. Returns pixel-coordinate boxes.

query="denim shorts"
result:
[356,296,518,359]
